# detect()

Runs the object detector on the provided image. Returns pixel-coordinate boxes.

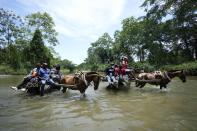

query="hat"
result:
[43,63,48,66]
[55,64,60,70]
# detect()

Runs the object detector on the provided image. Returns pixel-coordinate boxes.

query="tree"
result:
[87,33,114,64]
[0,8,24,64]
[60,59,76,72]
[7,44,22,69]
[0,8,24,47]
[141,0,197,61]
[113,17,147,62]
[26,12,59,46]
[28,29,51,66]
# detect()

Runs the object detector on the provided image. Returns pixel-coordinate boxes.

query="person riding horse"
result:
[38,63,62,96]
[105,64,118,87]
[10,63,41,91]
[50,64,62,83]
[121,56,128,76]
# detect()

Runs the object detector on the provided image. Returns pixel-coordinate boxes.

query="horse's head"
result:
[179,70,186,83]
[168,70,186,83]
[92,75,100,90]
[85,72,101,90]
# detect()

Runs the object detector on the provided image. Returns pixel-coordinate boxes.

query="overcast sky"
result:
[1,0,145,64]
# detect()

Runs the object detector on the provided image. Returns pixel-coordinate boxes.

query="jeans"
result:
[106,75,117,84]
[40,78,55,96]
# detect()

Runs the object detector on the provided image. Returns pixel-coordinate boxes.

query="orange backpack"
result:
[32,71,37,77]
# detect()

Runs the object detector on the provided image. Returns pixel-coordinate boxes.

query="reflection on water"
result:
[0,75,197,131]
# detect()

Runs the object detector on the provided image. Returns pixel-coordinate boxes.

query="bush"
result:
[130,61,155,72]
[0,64,27,75]
[161,61,197,75]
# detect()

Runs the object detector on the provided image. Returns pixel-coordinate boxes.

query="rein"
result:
[77,71,88,86]
[163,71,171,82]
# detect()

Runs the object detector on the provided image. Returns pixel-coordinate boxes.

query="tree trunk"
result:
[194,42,197,60]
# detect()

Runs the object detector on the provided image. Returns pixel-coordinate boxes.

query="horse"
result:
[60,71,102,97]
[78,71,102,90]
[135,70,186,89]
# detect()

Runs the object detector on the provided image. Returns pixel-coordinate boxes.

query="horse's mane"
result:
[167,69,183,72]
[86,71,98,75]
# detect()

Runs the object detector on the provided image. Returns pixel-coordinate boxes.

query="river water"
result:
[0,75,197,131]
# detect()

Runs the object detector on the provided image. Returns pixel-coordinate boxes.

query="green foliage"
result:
[141,0,197,62]
[131,61,155,72]
[84,0,196,73]
[0,8,24,47]
[1,3,197,75]
[0,8,67,74]
[26,12,59,46]
[28,29,45,65]
[0,64,27,75]
[86,33,114,65]
[116,17,146,61]
[60,59,76,73]
[7,44,22,69]
[161,61,197,75]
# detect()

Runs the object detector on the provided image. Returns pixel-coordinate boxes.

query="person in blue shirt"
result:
[39,63,51,96]
[39,63,63,96]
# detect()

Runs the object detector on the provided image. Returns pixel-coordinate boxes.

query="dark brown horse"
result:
[135,70,186,89]
[60,71,102,96]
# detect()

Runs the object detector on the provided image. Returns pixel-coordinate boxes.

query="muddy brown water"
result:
[0,75,197,131]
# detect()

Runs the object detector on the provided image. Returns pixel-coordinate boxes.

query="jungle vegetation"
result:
[0,0,196,74]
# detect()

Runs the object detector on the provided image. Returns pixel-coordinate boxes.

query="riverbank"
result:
[0,65,27,75]
[1,61,197,76]
[0,65,71,75]
[99,61,197,76]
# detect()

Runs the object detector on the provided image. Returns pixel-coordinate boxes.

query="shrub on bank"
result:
[161,61,197,75]
[0,65,27,75]
[130,62,155,72]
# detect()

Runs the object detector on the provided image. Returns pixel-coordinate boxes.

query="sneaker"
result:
[20,88,26,92]
[10,86,18,91]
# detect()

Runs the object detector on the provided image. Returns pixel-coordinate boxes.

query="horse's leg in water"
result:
[139,82,146,88]
[80,89,86,97]
[62,87,67,93]
[160,85,163,90]
[39,79,48,96]
[135,80,139,87]
[160,84,167,90]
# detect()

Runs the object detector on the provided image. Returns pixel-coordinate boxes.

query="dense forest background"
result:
[0,0,196,74]
[0,9,75,74]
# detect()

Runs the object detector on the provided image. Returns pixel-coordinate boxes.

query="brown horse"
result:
[135,70,186,89]
[77,71,103,90]
[60,71,102,96]
[60,75,87,96]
